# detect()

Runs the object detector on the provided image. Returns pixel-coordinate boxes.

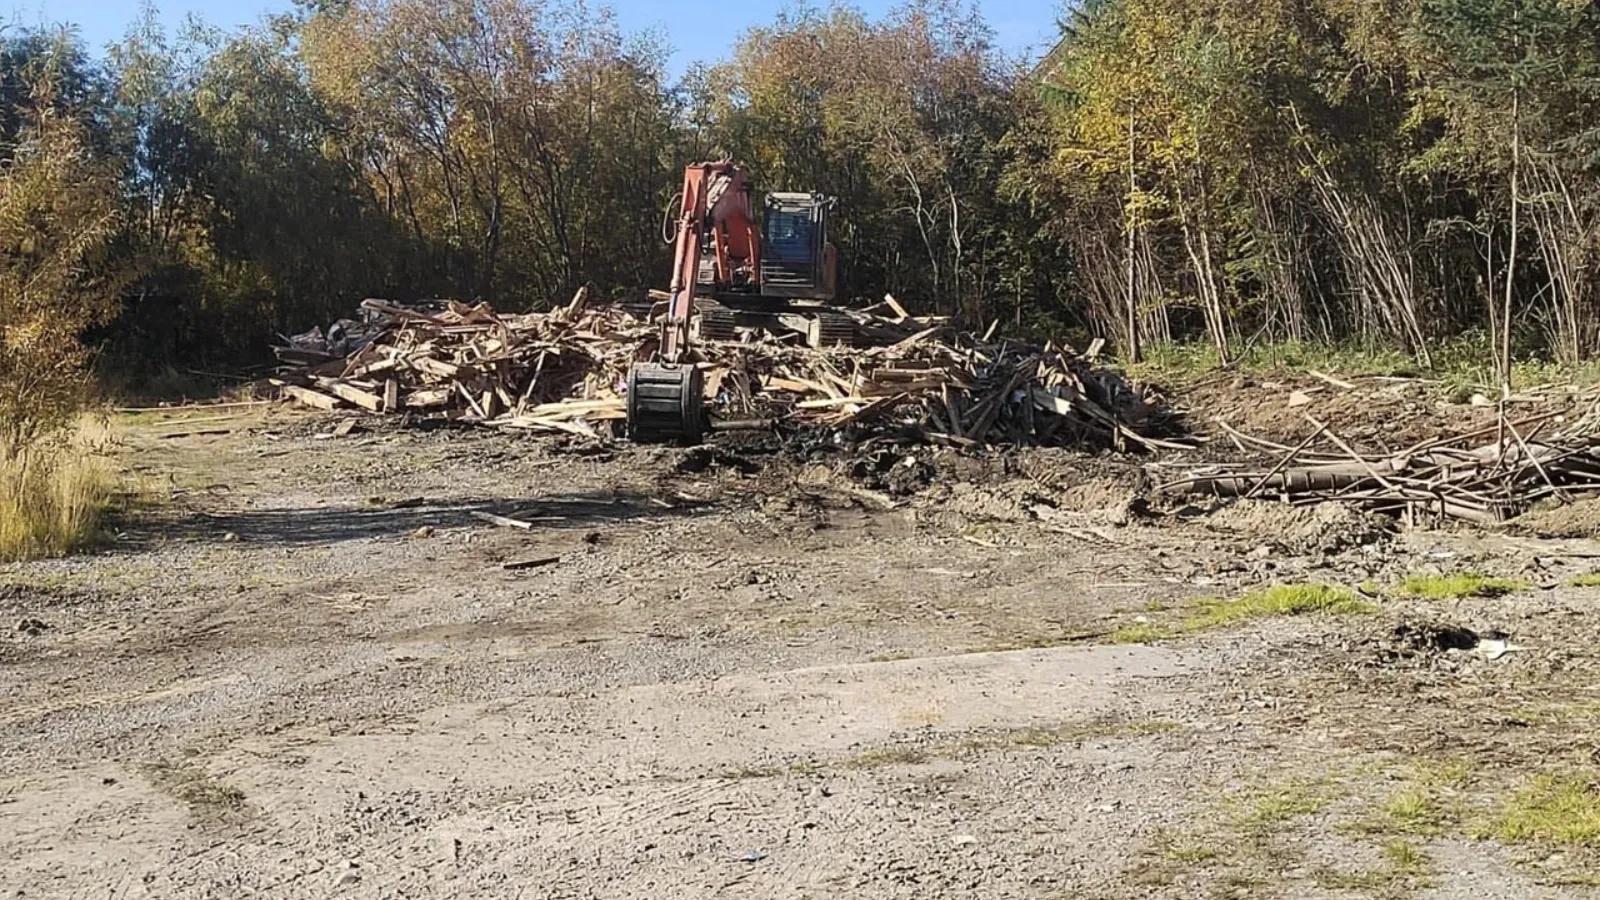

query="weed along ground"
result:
[0,422,119,563]
[5,398,1600,898]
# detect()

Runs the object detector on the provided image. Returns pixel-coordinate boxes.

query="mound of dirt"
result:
[911,471,1144,534]
[918,480,1050,527]
[1509,497,1600,538]
[1178,372,1578,451]
[1201,499,1392,556]
[1054,476,1139,515]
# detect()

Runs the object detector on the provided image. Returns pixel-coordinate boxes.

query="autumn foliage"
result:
[0,0,1596,397]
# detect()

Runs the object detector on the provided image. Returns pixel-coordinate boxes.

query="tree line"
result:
[2,0,1598,388]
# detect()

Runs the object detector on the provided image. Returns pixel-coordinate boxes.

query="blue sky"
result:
[17,0,1062,74]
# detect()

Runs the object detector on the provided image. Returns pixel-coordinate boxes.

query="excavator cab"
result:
[759,192,836,301]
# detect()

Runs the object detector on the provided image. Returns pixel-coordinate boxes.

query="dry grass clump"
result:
[0,422,117,562]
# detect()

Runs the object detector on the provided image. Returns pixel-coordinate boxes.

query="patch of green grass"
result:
[1382,839,1429,874]
[143,760,247,816]
[1413,758,1474,791]
[1485,773,1600,847]
[1313,839,1434,895]
[1510,700,1600,727]
[1346,759,1473,840]
[1249,789,1330,825]
[1399,573,1525,600]
[1186,583,1374,630]
[1379,788,1448,835]
[1314,867,1396,892]
[1129,340,1422,382]
[843,745,930,770]
[1510,357,1600,392]
[720,763,785,780]
[1149,758,1474,898]
[1002,720,1181,748]
[1111,623,1175,644]
[1568,573,1600,588]
[1166,843,1217,864]
[1110,583,1372,646]
[1149,827,1220,865]
[1217,872,1268,894]
[1233,776,1344,829]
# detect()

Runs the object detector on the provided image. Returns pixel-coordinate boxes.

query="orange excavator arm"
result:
[629,160,760,444]
[661,161,760,362]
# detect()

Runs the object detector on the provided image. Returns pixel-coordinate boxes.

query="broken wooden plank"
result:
[347,355,400,379]
[565,285,590,317]
[403,389,452,408]
[270,379,344,411]
[889,324,946,350]
[796,396,871,410]
[114,400,272,413]
[158,428,233,440]
[1307,369,1357,390]
[314,377,385,412]
[503,556,561,571]
[470,511,535,530]
[407,355,465,380]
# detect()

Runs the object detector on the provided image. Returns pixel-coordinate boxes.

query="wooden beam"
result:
[403,389,452,408]
[471,511,534,530]
[314,377,384,412]
[270,379,343,411]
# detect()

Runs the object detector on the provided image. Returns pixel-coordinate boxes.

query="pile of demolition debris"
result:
[268,292,1180,450]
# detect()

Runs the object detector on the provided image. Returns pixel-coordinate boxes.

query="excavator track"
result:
[808,312,857,349]
[626,362,706,444]
[693,303,739,342]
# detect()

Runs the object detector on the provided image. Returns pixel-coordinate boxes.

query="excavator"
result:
[626,159,848,443]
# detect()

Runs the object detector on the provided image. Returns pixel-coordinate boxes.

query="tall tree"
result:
[0,43,128,446]
[1416,0,1600,371]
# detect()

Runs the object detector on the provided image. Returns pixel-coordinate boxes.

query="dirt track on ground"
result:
[4,405,1600,899]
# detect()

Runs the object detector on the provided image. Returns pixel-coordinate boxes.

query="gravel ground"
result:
[2,405,1599,899]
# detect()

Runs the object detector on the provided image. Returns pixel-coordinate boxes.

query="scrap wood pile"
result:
[1158,411,1600,524]
[268,292,1178,449]
[703,327,1180,451]
[270,291,649,435]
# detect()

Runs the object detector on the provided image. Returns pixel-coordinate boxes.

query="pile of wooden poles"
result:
[1158,412,1600,524]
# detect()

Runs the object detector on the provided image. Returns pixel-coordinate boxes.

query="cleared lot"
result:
[3,406,1598,898]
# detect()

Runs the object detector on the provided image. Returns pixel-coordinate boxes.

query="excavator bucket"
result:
[625,362,706,444]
